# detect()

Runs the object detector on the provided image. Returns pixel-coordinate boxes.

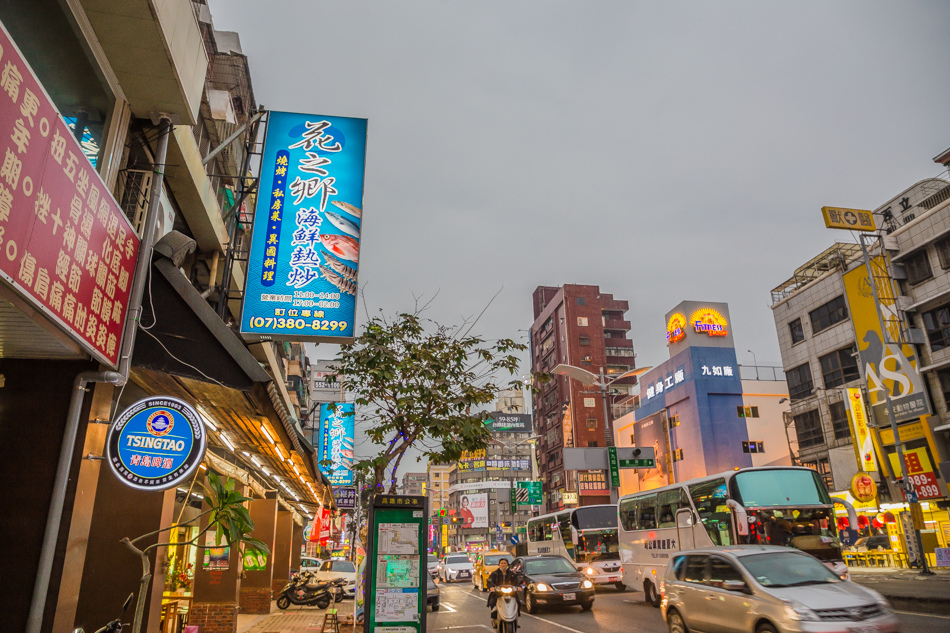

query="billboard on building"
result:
[632,410,670,490]
[240,111,367,343]
[458,492,488,529]
[318,403,355,485]
[459,449,486,472]
[845,387,877,472]
[842,258,930,424]
[0,24,140,367]
[310,359,344,403]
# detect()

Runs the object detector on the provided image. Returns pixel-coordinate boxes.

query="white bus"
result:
[526,504,619,564]
[618,466,856,607]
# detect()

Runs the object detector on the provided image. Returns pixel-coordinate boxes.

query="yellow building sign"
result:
[822,206,877,231]
[846,388,877,472]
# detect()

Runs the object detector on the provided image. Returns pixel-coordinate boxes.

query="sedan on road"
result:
[512,555,595,613]
[439,554,474,583]
[661,546,900,633]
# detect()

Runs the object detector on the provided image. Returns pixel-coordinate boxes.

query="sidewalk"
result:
[849,568,950,615]
[236,603,357,633]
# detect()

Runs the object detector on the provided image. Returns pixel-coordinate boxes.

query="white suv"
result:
[438,554,474,583]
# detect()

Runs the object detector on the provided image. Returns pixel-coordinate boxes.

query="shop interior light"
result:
[200,414,217,431]
[219,433,235,452]
[275,444,288,460]
[260,424,276,444]
[250,456,263,469]
[261,466,271,477]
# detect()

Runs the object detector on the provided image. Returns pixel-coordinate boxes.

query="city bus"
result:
[525,504,619,565]
[617,466,857,607]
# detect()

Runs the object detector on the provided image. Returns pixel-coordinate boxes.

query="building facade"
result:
[530,284,636,512]
[401,472,427,496]
[770,171,950,558]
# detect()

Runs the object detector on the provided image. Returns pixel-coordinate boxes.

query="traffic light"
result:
[439,508,447,517]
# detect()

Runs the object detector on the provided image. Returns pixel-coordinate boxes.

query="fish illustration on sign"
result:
[325,211,360,238]
[331,200,362,219]
[319,234,359,262]
[324,252,358,284]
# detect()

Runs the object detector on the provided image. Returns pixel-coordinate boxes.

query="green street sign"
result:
[619,458,655,468]
[607,447,621,488]
[517,480,542,505]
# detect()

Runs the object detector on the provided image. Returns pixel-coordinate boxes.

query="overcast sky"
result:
[212,1,950,478]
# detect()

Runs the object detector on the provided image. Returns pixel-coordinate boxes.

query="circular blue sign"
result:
[106,396,207,491]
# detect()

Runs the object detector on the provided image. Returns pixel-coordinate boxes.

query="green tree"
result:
[331,312,526,493]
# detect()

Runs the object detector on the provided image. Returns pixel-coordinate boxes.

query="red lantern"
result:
[857,515,870,529]
[882,511,896,524]
[837,517,850,531]
[871,517,883,529]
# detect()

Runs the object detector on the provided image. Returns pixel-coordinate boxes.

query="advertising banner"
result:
[318,403,354,485]
[578,470,609,495]
[843,258,930,424]
[106,397,207,491]
[240,111,367,343]
[203,532,230,570]
[458,492,488,529]
[845,387,877,472]
[484,412,533,434]
[485,457,530,471]
[458,449,486,472]
[888,446,943,500]
[334,486,357,510]
[0,23,139,367]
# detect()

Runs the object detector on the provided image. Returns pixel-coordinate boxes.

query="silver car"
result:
[660,546,900,633]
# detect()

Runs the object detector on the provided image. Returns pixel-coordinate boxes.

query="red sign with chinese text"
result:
[0,24,139,367]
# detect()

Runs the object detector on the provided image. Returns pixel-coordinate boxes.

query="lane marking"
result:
[431,626,492,631]
[894,610,950,620]
[439,603,458,613]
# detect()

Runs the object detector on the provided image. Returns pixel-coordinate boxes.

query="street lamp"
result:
[747,349,759,380]
[551,363,653,502]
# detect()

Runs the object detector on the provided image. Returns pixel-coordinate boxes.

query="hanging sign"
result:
[106,396,207,491]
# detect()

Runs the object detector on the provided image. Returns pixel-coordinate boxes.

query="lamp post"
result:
[551,364,653,503]
[747,349,759,380]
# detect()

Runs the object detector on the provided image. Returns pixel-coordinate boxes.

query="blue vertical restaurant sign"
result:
[241,111,368,342]
[319,403,355,485]
[106,397,207,491]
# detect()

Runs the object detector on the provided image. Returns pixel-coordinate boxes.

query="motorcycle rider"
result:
[486,558,522,619]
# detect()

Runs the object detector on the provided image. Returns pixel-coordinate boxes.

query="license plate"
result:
[608,576,618,582]
[562,592,575,601]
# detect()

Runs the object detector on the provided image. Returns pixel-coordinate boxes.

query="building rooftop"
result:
[770,242,863,304]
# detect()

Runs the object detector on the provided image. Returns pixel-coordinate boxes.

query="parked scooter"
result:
[276,572,343,609]
[490,585,520,633]
[72,593,133,633]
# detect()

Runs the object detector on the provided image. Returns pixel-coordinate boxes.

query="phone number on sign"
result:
[248,317,348,331]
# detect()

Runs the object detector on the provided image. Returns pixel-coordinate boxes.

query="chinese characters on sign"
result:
[822,206,876,232]
[666,312,687,345]
[334,486,357,510]
[645,367,687,399]
[578,470,608,494]
[0,24,139,366]
[319,403,354,485]
[241,112,367,342]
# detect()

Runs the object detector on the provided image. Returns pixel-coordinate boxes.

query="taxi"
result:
[473,550,514,591]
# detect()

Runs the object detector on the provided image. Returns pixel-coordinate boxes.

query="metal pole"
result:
[600,368,618,503]
[27,116,172,633]
[858,235,931,575]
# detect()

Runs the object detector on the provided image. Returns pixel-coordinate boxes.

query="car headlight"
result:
[585,568,596,575]
[535,583,549,592]
[783,601,819,622]
[583,580,593,589]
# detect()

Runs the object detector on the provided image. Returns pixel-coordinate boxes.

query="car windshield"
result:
[447,555,470,564]
[739,552,841,588]
[484,555,508,565]
[302,559,319,567]
[331,561,355,573]
[525,557,577,575]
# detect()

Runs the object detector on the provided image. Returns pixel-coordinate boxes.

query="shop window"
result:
[828,401,851,440]
[786,363,814,401]
[936,237,950,270]
[922,303,950,352]
[586,418,597,430]
[904,249,933,286]
[737,406,759,418]
[794,409,825,449]
[819,346,860,389]
[579,336,590,346]
[789,318,805,344]
[669,414,681,427]
[584,398,595,408]
[809,296,848,334]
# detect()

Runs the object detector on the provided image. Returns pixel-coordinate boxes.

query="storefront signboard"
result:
[0,23,139,367]
[843,258,931,424]
[822,206,876,232]
[106,397,207,491]
[334,486,357,510]
[318,403,354,485]
[935,548,950,568]
[845,387,877,472]
[848,472,877,504]
[888,447,942,500]
[241,111,367,343]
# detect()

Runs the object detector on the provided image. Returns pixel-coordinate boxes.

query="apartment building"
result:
[402,472,427,496]
[529,284,636,512]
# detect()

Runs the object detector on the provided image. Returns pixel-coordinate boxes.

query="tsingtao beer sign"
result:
[107,397,207,491]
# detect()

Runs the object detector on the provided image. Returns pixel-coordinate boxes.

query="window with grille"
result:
[828,401,851,440]
[818,346,860,389]
[786,363,814,401]
[579,336,590,346]
[737,406,759,418]
[809,296,848,333]
[789,318,804,344]
[922,303,950,352]
[794,409,825,449]
[584,398,595,407]
[577,317,588,326]
[586,418,597,430]
[576,296,586,305]
[904,249,933,285]
[741,441,765,453]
